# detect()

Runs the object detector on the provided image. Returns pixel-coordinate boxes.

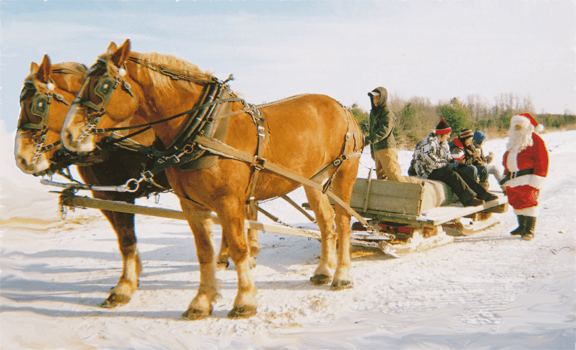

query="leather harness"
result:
[71,56,373,229]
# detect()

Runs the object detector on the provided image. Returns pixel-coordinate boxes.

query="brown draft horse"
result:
[14,55,258,308]
[62,39,364,319]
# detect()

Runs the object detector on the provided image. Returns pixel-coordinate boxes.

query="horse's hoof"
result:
[227,306,257,319]
[331,280,353,291]
[182,308,211,320]
[310,274,332,285]
[100,293,130,308]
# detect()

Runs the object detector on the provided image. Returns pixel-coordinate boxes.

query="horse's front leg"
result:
[97,208,142,308]
[329,161,357,290]
[218,202,258,318]
[180,204,220,320]
[304,187,337,286]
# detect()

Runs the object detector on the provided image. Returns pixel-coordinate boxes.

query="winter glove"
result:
[486,152,494,164]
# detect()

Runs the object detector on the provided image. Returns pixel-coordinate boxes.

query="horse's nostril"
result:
[63,129,73,145]
[17,156,27,168]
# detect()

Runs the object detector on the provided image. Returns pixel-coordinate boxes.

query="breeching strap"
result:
[194,135,373,229]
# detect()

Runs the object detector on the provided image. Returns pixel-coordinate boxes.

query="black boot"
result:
[478,190,499,202]
[511,215,526,236]
[465,197,485,207]
[521,216,536,241]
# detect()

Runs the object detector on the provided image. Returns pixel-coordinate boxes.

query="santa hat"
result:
[511,113,544,133]
[458,129,474,140]
[435,118,452,135]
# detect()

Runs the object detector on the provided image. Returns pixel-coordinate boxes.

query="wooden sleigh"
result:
[339,175,508,257]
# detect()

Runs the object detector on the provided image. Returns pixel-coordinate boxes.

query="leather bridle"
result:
[71,58,138,145]
[18,75,71,166]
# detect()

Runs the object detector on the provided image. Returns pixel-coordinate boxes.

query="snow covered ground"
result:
[1,124,575,349]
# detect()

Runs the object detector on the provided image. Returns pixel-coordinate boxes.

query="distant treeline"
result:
[351,93,575,149]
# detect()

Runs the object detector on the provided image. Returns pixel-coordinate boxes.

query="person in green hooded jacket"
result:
[366,87,413,182]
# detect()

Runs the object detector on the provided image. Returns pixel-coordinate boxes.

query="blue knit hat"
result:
[473,130,487,144]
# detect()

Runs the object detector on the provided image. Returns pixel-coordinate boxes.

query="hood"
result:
[368,87,388,108]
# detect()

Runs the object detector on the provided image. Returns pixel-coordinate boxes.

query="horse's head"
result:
[62,39,139,153]
[15,55,87,175]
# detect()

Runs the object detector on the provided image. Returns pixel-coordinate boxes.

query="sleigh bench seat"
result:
[340,177,507,228]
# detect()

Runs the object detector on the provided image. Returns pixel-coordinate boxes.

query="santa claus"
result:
[501,113,549,240]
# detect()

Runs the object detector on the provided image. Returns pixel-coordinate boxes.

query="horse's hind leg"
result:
[246,208,260,268]
[216,233,231,269]
[304,186,337,286]
[217,206,259,269]
[329,159,359,290]
[180,203,220,320]
[97,205,142,308]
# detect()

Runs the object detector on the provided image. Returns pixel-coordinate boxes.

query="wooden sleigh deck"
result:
[339,176,508,257]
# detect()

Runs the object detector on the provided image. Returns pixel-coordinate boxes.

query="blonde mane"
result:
[130,52,213,96]
[53,62,88,76]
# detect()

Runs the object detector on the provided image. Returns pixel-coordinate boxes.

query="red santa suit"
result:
[502,113,549,217]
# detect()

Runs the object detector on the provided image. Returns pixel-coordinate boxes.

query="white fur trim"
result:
[514,207,539,217]
[118,68,126,77]
[506,151,520,172]
[529,175,546,190]
[535,124,544,133]
[503,174,544,189]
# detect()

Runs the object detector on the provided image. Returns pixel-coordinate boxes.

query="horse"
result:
[14,54,259,308]
[61,39,364,319]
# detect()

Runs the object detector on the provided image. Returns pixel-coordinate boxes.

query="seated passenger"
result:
[449,129,488,186]
[413,119,498,207]
[472,130,504,190]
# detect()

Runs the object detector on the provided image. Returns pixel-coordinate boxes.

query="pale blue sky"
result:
[2,0,575,132]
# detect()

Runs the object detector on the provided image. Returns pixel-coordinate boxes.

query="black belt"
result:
[500,168,534,185]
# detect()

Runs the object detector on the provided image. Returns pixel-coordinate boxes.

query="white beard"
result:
[507,127,533,153]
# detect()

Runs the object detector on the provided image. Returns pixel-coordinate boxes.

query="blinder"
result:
[94,74,117,101]
[76,61,136,124]
[31,93,50,120]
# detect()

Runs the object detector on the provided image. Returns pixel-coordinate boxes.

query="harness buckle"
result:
[253,157,266,171]
[257,125,265,137]
[142,170,154,181]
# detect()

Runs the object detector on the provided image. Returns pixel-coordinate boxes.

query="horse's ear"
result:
[36,54,52,83]
[30,62,39,74]
[112,39,131,67]
[106,41,118,54]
